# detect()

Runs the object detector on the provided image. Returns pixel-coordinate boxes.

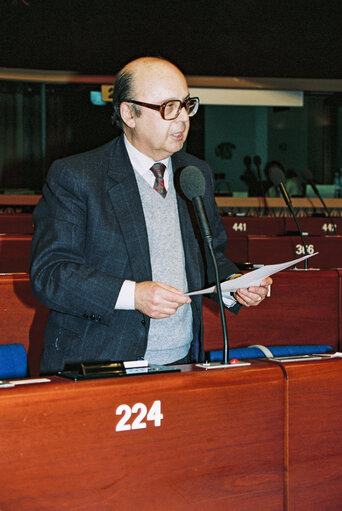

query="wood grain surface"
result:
[0,363,284,511]
[0,234,32,272]
[281,358,342,510]
[203,270,340,352]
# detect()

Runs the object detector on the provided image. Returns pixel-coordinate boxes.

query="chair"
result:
[207,344,334,362]
[0,344,28,379]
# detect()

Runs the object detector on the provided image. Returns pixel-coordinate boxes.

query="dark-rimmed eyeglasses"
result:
[127,97,200,120]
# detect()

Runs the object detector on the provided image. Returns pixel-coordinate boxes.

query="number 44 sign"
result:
[115,400,163,432]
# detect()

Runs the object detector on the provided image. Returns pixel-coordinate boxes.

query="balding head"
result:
[112,57,186,130]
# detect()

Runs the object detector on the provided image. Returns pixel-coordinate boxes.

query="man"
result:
[30,57,271,374]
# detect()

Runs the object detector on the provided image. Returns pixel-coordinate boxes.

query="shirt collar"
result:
[124,135,171,187]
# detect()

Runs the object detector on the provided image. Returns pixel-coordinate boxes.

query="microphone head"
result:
[269,167,286,186]
[302,168,313,182]
[179,165,206,200]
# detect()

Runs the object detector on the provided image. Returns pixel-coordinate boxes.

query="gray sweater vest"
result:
[135,171,193,364]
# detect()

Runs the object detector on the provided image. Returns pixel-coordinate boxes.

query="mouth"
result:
[171,131,185,140]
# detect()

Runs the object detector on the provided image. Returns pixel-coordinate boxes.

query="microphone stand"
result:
[191,196,230,365]
[278,183,309,270]
[207,240,230,364]
[307,183,337,235]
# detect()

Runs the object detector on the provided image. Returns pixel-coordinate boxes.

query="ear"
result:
[120,102,136,128]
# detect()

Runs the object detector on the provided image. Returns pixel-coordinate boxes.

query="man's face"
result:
[122,60,191,161]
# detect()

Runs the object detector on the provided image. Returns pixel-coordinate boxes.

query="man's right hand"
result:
[135,281,191,319]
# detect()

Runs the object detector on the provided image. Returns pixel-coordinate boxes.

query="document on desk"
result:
[186,252,318,296]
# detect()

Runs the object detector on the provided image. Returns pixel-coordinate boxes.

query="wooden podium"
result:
[1,359,342,510]
[0,364,284,511]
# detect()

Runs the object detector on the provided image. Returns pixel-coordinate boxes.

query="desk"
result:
[279,358,342,510]
[221,216,342,239]
[0,364,284,511]
[0,234,31,272]
[0,214,34,234]
[221,216,285,237]
[224,236,248,263]
[202,270,340,352]
[284,217,342,236]
[248,235,342,269]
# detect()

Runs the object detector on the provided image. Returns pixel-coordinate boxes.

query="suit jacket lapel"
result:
[106,136,152,282]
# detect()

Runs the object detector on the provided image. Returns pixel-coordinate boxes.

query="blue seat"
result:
[0,344,28,379]
[207,344,334,362]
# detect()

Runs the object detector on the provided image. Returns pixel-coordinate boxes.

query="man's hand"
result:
[135,281,191,319]
[234,277,272,307]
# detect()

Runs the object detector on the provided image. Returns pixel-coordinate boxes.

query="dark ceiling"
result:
[1,0,341,78]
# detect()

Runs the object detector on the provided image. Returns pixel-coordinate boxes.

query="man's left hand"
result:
[234,277,272,307]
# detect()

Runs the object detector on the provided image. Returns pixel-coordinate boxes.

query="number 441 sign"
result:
[115,400,163,432]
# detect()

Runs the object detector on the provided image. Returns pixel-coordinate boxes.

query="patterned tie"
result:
[150,162,167,198]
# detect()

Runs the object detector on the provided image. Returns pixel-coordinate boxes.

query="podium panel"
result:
[339,270,342,345]
[0,366,284,511]
[281,358,342,510]
[285,217,342,236]
[248,235,342,269]
[224,236,248,263]
[0,234,31,272]
[0,214,34,234]
[221,216,285,238]
[203,270,339,351]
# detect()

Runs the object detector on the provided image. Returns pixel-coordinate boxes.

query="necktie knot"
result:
[150,162,166,179]
[150,162,167,198]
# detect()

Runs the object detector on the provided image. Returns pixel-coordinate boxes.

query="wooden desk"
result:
[338,270,342,344]
[203,270,340,352]
[215,197,342,217]
[279,358,342,510]
[248,235,342,269]
[285,217,342,236]
[0,214,34,234]
[224,236,248,263]
[0,234,32,272]
[221,216,285,237]
[0,364,284,511]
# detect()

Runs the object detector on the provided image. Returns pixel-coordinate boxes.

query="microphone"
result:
[302,168,337,235]
[179,165,230,364]
[179,165,212,242]
[270,167,309,269]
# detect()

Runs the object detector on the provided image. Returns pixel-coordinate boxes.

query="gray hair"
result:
[111,69,140,130]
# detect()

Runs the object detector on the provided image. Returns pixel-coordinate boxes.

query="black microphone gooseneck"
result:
[270,168,309,270]
[180,165,230,364]
[302,168,337,235]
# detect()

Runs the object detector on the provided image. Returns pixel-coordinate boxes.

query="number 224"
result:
[115,400,163,432]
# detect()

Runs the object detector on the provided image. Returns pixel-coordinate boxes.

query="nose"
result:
[177,104,190,122]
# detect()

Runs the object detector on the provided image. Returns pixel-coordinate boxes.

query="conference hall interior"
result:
[0,2,341,510]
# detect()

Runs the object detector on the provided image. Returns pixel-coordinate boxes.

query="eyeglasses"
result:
[127,97,200,120]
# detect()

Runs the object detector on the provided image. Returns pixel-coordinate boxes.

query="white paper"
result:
[186,252,318,296]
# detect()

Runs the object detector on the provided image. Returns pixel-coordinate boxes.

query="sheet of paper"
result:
[186,252,318,296]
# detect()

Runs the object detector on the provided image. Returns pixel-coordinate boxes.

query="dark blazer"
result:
[30,135,239,373]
